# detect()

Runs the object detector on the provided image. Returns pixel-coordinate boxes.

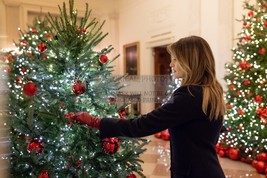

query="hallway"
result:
[137,136,265,178]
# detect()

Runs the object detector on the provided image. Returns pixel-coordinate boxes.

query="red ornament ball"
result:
[7,55,14,62]
[27,138,44,154]
[228,148,239,160]
[127,173,137,178]
[21,67,27,74]
[243,79,250,86]
[37,43,47,52]
[246,157,253,164]
[161,130,170,140]
[23,81,38,96]
[21,40,28,46]
[248,11,254,17]
[237,109,244,115]
[257,152,267,161]
[99,55,108,64]
[102,137,120,154]
[82,28,87,33]
[259,48,266,55]
[255,161,266,173]
[118,108,127,119]
[154,132,162,138]
[252,160,258,168]
[107,96,116,104]
[218,150,225,157]
[256,107,267,119]
[244,35,251,41]
[239,61,248,69]
[72,80,86,95]
[45,33,52,40]
[38,170,49,178]
[254,95,263,103]
[239,61,251,70]
[31,29,37,33]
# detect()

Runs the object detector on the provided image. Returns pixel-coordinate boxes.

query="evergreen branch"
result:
[80,3,90,29]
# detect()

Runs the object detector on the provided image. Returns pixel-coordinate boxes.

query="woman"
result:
[74,36,226,178]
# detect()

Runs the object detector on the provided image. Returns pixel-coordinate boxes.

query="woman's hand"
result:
[74,112,101,129]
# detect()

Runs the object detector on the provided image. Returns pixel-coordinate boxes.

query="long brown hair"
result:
[167,36,225,120]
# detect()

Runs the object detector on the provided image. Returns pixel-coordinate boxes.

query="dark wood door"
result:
[154,47,171,108]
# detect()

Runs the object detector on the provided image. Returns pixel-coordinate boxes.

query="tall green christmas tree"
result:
[218,0,267,175]
[1,0,148,177]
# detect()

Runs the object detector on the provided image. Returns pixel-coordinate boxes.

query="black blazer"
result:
[100,85,226,178]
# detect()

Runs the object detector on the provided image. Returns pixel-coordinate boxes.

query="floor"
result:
[137,136,265,178]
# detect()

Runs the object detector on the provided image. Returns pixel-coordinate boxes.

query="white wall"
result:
[0,0,7,49]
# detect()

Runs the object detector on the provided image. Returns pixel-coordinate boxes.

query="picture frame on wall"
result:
[123,41,140,75]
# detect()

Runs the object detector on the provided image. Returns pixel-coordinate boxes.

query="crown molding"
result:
[3,0,22,6]
[3,0,70,8]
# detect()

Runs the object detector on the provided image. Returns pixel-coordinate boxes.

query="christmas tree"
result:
[217,0,267,175]
[1,0,148,177]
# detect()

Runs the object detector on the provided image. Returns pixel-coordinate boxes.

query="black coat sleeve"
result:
[99,86,204,139]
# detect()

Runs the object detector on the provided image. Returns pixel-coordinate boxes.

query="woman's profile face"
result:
[169,58,184,79]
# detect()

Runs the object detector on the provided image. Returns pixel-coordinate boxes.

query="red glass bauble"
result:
[38,170,49,178]
[161,130,170,140]
[256,107,267,119]
[257,152,267,161]
[254,95,263,103]
[102,137,120,154]
[252,160,258,168]
[259,48,266,55]
[154,132,162,138]
[23,81,38,96]
[237,109,244,115]
[27,138,44,154]
[244,35,251,41]
[228,148,239,160]
[218,150,225,157]
[118,108,127,119]
[7,55,14,62]
[239,61,248,69]
[21,67,27,73]
[126,173,137,178]
[255,161,266,173]
[108,96,116,104]
[31,29,37,33]
[243,79,250,86]
[37,43,47,52]
[45,33,52,40]
[99,55,108,64]
[248,11,254,17]
[72,80,86,95]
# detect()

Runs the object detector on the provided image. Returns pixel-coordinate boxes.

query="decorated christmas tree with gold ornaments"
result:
[1,0,148,177]
[217,0,267,175]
